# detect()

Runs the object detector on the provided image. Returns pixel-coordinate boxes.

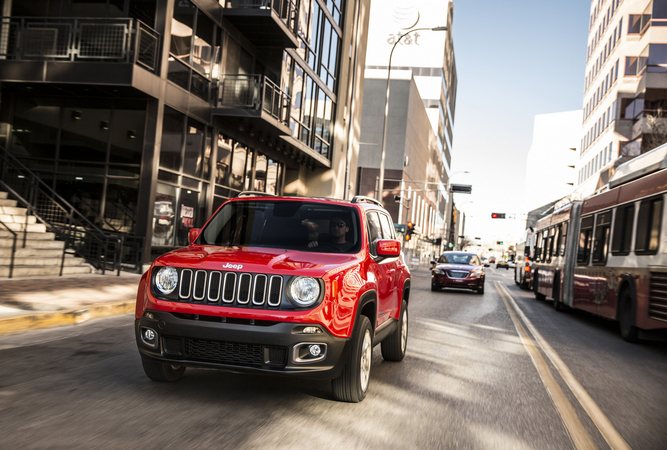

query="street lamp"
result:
[376,25,448,201]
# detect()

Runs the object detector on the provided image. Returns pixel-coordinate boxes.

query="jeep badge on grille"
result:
[222,263,243,270]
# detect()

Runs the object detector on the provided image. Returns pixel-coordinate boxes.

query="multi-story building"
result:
[358,0,456,253]
[0,0,371,266]
[576,0,667,197]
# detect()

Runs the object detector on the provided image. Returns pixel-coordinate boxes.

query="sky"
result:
[447,0,592,249]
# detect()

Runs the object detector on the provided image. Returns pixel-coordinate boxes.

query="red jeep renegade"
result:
[135,194,410,402]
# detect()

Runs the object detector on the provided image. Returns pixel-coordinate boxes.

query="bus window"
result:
[635,196,663,254]
[559,222,568,256]
[577,216,594,265]
[541,229,549,261]
[611,204,634,255]
[592,211,611,265]
[535,232,543,261]
[547,227,556,261]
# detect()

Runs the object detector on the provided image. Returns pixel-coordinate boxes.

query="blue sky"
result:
[449,0,591,245]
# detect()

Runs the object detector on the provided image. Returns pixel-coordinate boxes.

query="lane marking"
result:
[496,282,631,450]
[495,282,597,450]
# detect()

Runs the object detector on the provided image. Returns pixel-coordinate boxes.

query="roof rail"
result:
[351,195,383,207]
[237,191,278,198]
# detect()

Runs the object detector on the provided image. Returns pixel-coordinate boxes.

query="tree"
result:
[458,236,474,251]
[642,108,667,153]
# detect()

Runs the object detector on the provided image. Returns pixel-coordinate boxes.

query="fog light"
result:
[303,326,321,334]
[144,311,156,320]
[140,326,158,348]
[309,344,322,357]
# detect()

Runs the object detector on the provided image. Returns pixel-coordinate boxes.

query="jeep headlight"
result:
[470,270,483,278]
[288,277,320,307]
[155,267,178,294]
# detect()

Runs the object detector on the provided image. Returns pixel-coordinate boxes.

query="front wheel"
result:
[431,283,440,292]
[619,290,639,343]
[332,316,373,402]
[141,355,186,382]
[477,283,485,295]
[381,300,408,362]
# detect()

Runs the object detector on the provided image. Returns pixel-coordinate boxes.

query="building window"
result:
[628,14,651,35]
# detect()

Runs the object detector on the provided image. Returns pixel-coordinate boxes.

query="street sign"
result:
[450,184,472,194]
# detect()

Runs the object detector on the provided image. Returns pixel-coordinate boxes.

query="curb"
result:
[0,301,135,336]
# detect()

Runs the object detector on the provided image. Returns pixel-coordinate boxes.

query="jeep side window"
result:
[378,213,395,240]
[367,212,382,257]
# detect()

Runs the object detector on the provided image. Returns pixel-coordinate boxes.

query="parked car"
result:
[135,194,410,403]
[496,260,509,269]
[430,252,485,294]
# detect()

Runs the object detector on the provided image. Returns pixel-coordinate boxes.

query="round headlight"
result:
[155,267,178,294]
[289,277,320,307]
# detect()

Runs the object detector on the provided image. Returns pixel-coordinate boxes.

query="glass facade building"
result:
[0,0,370,264]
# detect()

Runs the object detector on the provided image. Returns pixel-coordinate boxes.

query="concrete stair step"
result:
[0,191,7,199]
[0,265,94,277]
[0,206,28,216]
[0,234,61,245]
[4,222,47,233]
[0,214,37,224]
[0,256,87,267]
[0,198,17,207]
[0,247,67,258]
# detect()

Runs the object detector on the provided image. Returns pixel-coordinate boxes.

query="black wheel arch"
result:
[401,279,411,305]
[356,290,377,332]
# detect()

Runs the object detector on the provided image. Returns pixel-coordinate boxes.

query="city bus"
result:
[530,145,667,342]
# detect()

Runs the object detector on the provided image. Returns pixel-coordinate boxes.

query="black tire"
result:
[514,269,520,285]
[553,274,564,311]
[431,284,440,292]
[477,283,485,295]
[141,355,186,382]
[618,289,639,343]
[332,316,373,402]
[381,300,408,362]
[534,272,546,300]
[553,298,565,311]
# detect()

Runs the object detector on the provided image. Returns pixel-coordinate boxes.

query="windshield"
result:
[197,200,361,253]
[437,253,473,265]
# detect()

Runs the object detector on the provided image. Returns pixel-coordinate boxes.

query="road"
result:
[1,267,666,449]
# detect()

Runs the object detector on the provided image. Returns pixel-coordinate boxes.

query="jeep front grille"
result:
[177,269,285,309]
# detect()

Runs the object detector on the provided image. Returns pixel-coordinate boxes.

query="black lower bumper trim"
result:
[135,311,352,379]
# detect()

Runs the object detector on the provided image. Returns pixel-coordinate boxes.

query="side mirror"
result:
[188,228,201,245]
[376,239,401,257]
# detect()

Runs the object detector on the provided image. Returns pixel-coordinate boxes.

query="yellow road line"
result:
[496,282,631,450]
[495,282,597,450]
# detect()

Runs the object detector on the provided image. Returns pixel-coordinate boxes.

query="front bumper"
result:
[135,310,351,380]
[431,273,483,289]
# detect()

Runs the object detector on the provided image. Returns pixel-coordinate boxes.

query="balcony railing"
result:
[0,17,160,73]
[217,74,291,125]
[225,0,298,34]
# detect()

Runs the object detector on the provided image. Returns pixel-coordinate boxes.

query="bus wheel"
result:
[534,273,546,300]
[619,289,639,343]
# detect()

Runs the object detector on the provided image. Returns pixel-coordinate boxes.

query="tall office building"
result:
[0,0,371,265]
[358,0,456,250]
[577,0,667,197]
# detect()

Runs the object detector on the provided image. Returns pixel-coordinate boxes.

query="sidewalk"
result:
[0,272,142,335]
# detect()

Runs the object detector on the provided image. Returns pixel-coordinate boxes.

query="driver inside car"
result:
[308,216,354,252]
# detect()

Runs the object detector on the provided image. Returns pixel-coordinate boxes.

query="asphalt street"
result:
[0,267,665,449]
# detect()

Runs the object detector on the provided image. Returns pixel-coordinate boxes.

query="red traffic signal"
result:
[491,213,506,219]
[407,221,413,227]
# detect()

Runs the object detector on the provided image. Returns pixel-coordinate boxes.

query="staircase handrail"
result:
[0,219,17,278]
[0,147,115,238]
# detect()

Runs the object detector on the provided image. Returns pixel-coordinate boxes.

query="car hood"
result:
[154,245,360,278]
[435,263,475,271]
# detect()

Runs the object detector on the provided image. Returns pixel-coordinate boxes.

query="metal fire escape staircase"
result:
[0,147,144,278]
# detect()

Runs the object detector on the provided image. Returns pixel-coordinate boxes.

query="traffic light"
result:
[497,241,504,245]
[405,222,415,241]
[491,213,506,219]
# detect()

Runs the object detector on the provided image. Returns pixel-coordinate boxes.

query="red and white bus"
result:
[530,146,667,342]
